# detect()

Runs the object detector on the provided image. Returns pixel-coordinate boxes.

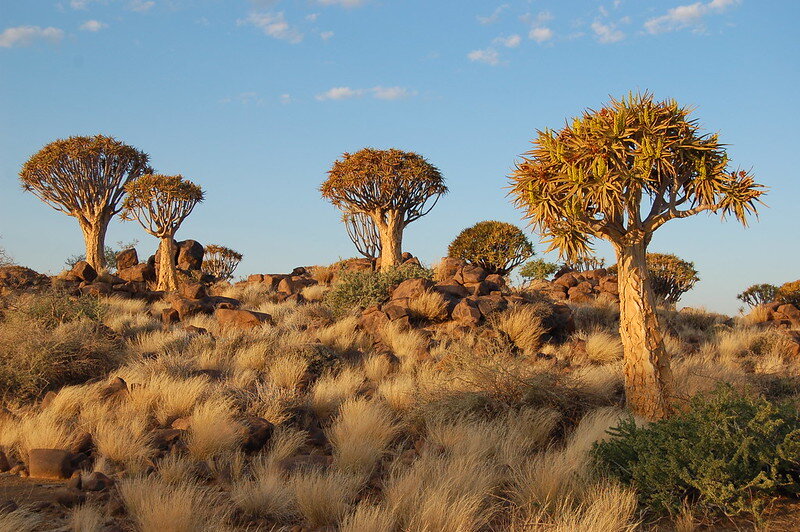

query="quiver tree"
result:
[121,174,204,291]
[510,92,765,420]
[447,220,534,275]
[737,284,778,308]
[321,148,447,270]
[342,211,381,259]
[19,135,150,271]
[203,245,243,281]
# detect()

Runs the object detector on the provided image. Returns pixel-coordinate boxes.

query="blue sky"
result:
[1,0,798,314]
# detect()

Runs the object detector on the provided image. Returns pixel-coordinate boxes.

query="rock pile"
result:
[245,266,318,303]
[752,302,800,329]
[0,265,50,295]
[526,268,620,305]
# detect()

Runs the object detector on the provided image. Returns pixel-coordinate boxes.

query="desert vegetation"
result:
[2,92,797,531]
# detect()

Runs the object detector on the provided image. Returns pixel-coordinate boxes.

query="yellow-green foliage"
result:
[777,280,800,306]
[447,220,533,275]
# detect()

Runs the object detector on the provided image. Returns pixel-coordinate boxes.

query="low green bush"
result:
[593,385,800,518]
[324,264,433,314]
[8,288,104,327]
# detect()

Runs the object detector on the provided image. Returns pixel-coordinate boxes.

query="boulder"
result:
[434,281,470,299]
[171,297,207,320]
[383,299,411,321]
[436,257,466,280]
[242,416,274,453]
[28,449,74,480]
[475,294,508,317]
[162,307,180,325]
[554,272,579,288]
[180,283,207,300]
[54,488,85,508]
[0,450,9,473]
[0,266,50,294]
[247,274,264,283]
[359,306,390,334]
[215,308,273,329]
[116,248,139,270]
[392,278,434,300]
[117,263,156,283]
[177,240,204,270]
[70,261,97,283]
[777,304,800,326]
[452,298,482,326]
[455,264,487,285]
[82,471,113,491]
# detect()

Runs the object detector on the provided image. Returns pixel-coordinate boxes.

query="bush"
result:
[777,280,800,307]
[519,259,558,281]
[609,253,698,305]
[8,288,104,327]
[593,385,800,518]
[737,283,779,308]
[447,221,533,275]
[324,264,433,314]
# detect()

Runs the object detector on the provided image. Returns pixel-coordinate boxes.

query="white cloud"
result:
[306,13,320,22]
[279,93,292,104]
[467,48,501,66]
[529,26,553,43]
[239,11,303,44]
[0,26,64,48]
[320,30,334,40]
[70,0,89,8]
[128,0,155,12]
[494,34,521,48]
[80,20,107,32]
[318,0,368,7]
[315,86,415,101]
[591,20,624,43]
[644,0,740,34]
[477,4,509,25]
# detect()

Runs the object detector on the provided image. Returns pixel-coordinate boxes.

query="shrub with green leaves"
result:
[519,258,558,281]
[609,253,698,305]
[593,385,800,518]
[447,221,533,275]
[737,283,779,308]
[324,264,433,314]
[777,280,800,307]
[9,288,105,327]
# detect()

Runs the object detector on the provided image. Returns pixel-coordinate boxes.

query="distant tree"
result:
[519,258,558,281]
[321,148,447,270]
[0,246,14,267]
[565,256,606,272]
[737,284,779,308]
[121,174,203,291]
[609,253,699,305]
[342,211,381,259]
[777,281,800,307]
[448,220,534,275]
[203,245,243,281]
[510,92,764,420]
[20,135,150,271]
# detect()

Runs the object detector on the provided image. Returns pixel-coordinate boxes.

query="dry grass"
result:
[378,373,417,412]
[407,290,449,322]
[230,468,293,519]
[316,316,368,354]
[119,476,224,532]
[310,367,364,419]
[584,330,624,363]
[185,398,243,460]
[492,306,547,352]
[340,502,395,532]
[268,354,308,389]
[289,469,365,527]
[301,283,328,302]
[69,504,105,532]
[329,397,401,473]
[0,507,41,532]
[17,408,82,456]
[91,409,152,472]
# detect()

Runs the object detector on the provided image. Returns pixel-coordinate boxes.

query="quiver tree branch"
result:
[121,174,204,291]
[342,211,381,259]
[19,135,150,270]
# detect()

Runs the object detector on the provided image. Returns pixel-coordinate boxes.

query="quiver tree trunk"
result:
[615,241,674,420]
[78,216,109,272]
[376,212,404,271]
[157,236,179,292]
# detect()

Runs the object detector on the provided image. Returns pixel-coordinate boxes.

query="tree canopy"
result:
[448,220,534,275]
[121,174,204,237]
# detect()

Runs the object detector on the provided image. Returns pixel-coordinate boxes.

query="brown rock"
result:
[247,274,264,283]
[777,304,800,326]
[0,450,9,473]
[54,487,85,507]
[71,261,97,283]
[99,377,128,401]
[151,428,183,450]
[117,263,156,283]
[455,264,487,285]
[242,416,274,453]
[162,307,180,325]
[172,297,207,319]
[215,308,273,330]
[115,248,139,270]
[181,283,207,300]
[171,417,192,431]
[475,295,508,317]
[554,272,579,288]
[262,274,287,290]
[28,449,74,480]
[83,471,113,491]
[437,257,466,280]
[392,278,434,300]
[0,265,50,294]
[383,299,411,321]
[359,307,390,334]
[177,240,204,270]
[433,281,470,299]
[452,298,482,326]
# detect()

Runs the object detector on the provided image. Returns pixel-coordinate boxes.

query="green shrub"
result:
[324,264,433,314]
[593,385,800,518]
[447,221,533,275]
[7,288,104,327]
[737,283,779,308]
[609,253,698,305]
[777,280,800,307]
[519,259,558,281]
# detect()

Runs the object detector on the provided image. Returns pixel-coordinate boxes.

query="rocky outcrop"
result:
[527,268,620,305]
[0,265,50,295]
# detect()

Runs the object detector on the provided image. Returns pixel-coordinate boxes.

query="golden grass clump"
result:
[268,354,308,389]
[185,398,244,460]
[329,397,401,473]
[407,289,449,322]
[69,504,106,532]
[583,330,624,363]
[492,306,547,352]
[310,367,364,419]
[0,507,42,531]
[289,469,365,528]
[340,502,395,532]
[119,477,224,532]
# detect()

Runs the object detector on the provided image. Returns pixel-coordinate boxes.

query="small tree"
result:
[520,258,558,281]
[203,245,243,281]
[121,174,203,291]
[321,148,447,270]
[647,253,699,305]
[447,220,534,275]
[777,281,800,307]
[342,211,381,259]
[510,93,764,420]
[20,135,150,271]
[737,284,778,308]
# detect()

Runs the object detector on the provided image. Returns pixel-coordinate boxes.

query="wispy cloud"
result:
[477,4,509,25]
[529,26,553,43]
[220,91,264,105]
[320,30,334,40]
[494,34,521,48]
[591,20,624,43]
[524,11,554,43]
[128,0,155,12]
[279,93,292,104]
[644,0,740,34]
[0,26,64,48]
[467,48,501,66]
[80,20,107,32]
[315,86,415,101]
[318,0,369,7]
[239,11,303,44]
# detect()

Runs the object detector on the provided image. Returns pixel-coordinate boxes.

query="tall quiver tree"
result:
[19,135,150,271]
[121,174,204,291]
[321,148,447,270]
[509,93,765,420]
